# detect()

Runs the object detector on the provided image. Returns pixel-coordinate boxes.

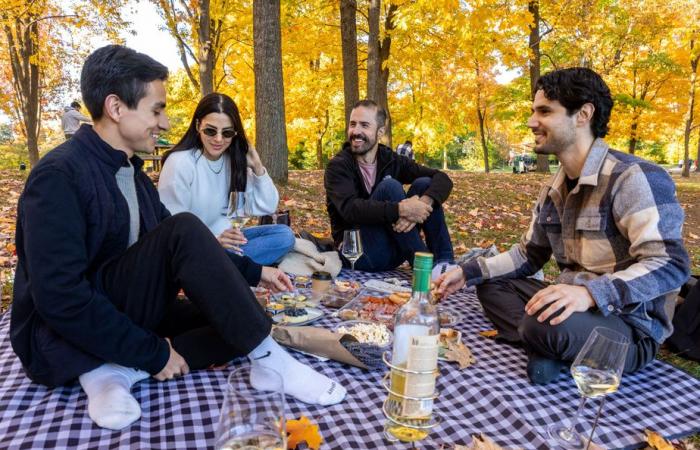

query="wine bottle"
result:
[384,252,439,442]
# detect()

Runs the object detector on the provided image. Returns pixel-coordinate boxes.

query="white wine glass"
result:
[214,365,286,450]
[342,229,363,278]
[227,191,251,230]
[548,326,630,449]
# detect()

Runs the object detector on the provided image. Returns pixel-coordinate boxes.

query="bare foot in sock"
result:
[79,363,150,430]
[249,337,346,406]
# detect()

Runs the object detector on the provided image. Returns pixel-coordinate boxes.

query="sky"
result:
[119,0,181,72]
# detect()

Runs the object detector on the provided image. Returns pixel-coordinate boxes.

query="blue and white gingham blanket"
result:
[1,269,699,449]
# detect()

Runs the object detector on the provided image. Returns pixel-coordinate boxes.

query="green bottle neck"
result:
[412,268,431,293]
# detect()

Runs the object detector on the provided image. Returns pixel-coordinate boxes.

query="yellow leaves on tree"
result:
[286,415,322,450]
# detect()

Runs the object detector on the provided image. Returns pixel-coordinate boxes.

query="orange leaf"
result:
[287,415,322,450]
[479,329,498,338]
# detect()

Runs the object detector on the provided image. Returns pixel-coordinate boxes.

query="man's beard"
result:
[532,127,575,156]
[349,131,378,156]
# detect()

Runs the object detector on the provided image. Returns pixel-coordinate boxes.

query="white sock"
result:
[432,262,458,281]
[79,363,150,430]
[248,336,346,406]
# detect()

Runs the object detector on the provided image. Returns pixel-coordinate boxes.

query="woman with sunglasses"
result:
[159,93,295,265]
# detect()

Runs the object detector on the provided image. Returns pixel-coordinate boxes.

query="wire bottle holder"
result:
[381,351,441,442]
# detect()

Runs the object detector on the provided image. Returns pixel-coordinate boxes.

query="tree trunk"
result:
[477,106,490,173]
[628,115,639,154]
[377,3,397,147]
[696,126,700,172]
[198,0,214,96]
[442,146,447,170]
[367,0,380,100]
[340,0,359,128]
[253,0,288,183]
[317,109,329,169]
[4,17,41,167]
[528,0,549,173]
[682,38,698,179]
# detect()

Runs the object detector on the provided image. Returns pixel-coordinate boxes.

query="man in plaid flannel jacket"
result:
[435,68,690,385]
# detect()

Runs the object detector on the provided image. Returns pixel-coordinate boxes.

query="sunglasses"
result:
[201,127,237,139]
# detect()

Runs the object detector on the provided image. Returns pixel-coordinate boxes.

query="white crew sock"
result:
[79,363,150,430]
[248,336,346,406]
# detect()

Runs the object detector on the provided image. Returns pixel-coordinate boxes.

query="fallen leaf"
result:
[287,415,322,450]
[444,341,475,369]
[478,329,498,339]
[689,233,699,240]
[645,429,674,450]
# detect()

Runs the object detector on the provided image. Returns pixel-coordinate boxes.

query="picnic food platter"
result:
[319,280,362,309]
[271,306,325,325]
[335,291,407,329]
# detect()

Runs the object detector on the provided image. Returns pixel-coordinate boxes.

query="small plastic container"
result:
[293,275,312,289]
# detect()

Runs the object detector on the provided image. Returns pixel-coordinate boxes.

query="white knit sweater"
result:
[158,149,279,237]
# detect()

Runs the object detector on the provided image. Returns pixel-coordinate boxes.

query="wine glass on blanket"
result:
[214,365,286,450]
[342,229,363,280]
[548,327,629,449]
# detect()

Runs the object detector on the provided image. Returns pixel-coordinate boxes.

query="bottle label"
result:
[401,334,438,417]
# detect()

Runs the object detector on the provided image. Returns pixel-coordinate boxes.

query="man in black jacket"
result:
[325,100,454,274]
[11,45,345,431]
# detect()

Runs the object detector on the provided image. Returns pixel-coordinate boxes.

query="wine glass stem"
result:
[565,396,588,437]
[585,396,606,450]
[350,261,355,272]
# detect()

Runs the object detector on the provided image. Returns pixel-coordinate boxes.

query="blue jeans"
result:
[349,177,453,272]
[233,224,295,265]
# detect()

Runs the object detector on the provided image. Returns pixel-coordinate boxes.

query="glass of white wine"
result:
[228,191,251,230]
[548,326,629,449]
[341,229,363,277]
[214,365,286,450]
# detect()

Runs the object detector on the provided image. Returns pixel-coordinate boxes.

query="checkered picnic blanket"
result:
[1,269,699,449]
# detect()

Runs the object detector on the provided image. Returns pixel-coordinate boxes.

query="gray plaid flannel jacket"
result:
[461,138,690,343]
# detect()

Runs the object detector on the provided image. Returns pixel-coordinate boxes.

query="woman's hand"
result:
[218,228,248,252]
[259,267,294,292]
[246,143,265,176]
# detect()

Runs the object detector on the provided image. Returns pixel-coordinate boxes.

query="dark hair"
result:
[70,101,81,109]
[164,93,249,192]
[80,45,168,120]
[353,99,387,128]
[535,67,613,138]
[405,140,412,145]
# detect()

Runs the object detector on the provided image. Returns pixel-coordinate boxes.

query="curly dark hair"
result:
[535,68,613,138]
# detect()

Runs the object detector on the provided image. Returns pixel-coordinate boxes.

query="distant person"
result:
[11,45,345,432]
[61,101,91,140]
[436,67,690,385]
[325,100,455,277]
[395,140,414,160]
[158,93,295,265]
[508,149,516,166]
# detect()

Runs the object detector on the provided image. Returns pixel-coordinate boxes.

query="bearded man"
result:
[324,99,455,275]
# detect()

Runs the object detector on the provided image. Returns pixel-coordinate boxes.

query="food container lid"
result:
[312,271,332,280]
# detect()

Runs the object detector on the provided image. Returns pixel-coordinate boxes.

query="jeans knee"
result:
[279,226,296,252]
[407,177,431,196]
[372,178,405,201]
